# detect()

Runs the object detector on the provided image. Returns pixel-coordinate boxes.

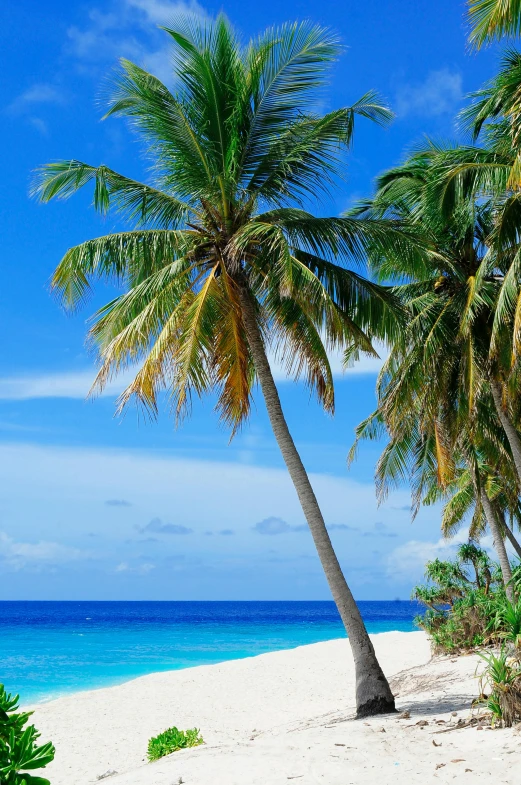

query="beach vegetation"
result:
[147,727,203,762]
[0,684,55,785]
[32,13,416,716]
[348,141,521,598]
[412,546,521,653]
[477,648,521,727]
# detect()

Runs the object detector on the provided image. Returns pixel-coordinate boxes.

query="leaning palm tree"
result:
[349,144,519,598]
[427,87,521,480]
[428,461,521,560]
[468,0,521,47]
[32,16,406,716]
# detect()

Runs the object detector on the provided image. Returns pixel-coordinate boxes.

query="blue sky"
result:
[0,0,506,600]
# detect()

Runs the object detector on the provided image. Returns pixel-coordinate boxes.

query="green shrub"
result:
[477,648,521,727]
[0,683,55,785]
[413,545,521,654]
[147,727,203,762]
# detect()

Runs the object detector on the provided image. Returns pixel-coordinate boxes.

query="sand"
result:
[30,631,520,785]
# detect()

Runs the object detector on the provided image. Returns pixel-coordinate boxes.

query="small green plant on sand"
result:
[477,648,521,727]
[0,683,55,785]
[147,727,203,762]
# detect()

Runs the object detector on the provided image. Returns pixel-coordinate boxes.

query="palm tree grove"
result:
[4,1,521,783]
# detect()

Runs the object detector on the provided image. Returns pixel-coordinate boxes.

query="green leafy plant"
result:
[492,599,521,647]
[147,727,203,762]
[412,547,521,653]
[0,684,55,785]
[477,648,521,727]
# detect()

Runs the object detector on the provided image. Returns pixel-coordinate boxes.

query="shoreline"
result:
[30,631,521,784]
[26,628,418,707]
[15,614,418,706]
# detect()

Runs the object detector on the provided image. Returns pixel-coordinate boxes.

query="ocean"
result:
[0,601,421,704]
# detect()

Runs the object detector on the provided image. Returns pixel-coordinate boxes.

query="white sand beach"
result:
[32,631,520,785]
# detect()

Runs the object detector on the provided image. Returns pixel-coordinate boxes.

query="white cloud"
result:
[0,531,84,571]
[115,561,155,574]
[0,442,414,539]
[125,0,205,24]
[386,529,521,591]
[8,84,65,114]
[280,341,388,379]
[395,68,462,118]
[28,117,48,135]
[253,516,293,535]
[0,368,136,401]
[0,344,387,401]
[387,536,459,581]
[139,517,193,535]
[65,0,207,84]
[0,442,431,596]
[385,527,507,583]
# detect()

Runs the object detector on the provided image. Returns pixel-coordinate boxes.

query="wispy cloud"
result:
[253,517,294,535]
[138,517,193,535]
[395,68,462,118]
[7,82,66,135]
[252,518,390,536]
[7,83,65,114]
[252,517,308,535]
[0,344,388,402]
[125,0,206,24]
[28,118,49,135]
[0,368,136,401]
[386,530,470,581]
[0,531,85,571]
[0,442,430,595]
[65,0,207,83]
[105,499,133,507]
[362,521,398,538]
[115,560,155,574]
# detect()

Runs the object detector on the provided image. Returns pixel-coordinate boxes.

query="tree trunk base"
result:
[356,695,396,718]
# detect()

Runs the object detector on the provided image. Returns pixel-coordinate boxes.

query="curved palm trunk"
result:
[490,379,521,486]
[494,504,521,561]
[481,490,515,601]
[504,523,521,561]
[237,284,395,717]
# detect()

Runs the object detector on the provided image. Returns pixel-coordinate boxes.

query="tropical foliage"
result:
[468,0,521,47]
[412,546,521,653]
[477,647,521,727]
[348,138,521,598]
[0,684,55,785]
[33,17,404,427]
[147,727,204,762]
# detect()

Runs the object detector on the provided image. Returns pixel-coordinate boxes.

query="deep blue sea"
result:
[0,601,420,704]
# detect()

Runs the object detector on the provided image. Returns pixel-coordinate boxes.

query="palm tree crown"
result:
[33,15,399,432]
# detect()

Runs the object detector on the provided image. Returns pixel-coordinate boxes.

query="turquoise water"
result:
[0,601,420,703]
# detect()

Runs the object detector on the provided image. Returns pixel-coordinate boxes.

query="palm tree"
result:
[468,0,521,47]
[428,74,521,481]
[431,463,521,560]
[32,16,407,716]
[348,145,518,598]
